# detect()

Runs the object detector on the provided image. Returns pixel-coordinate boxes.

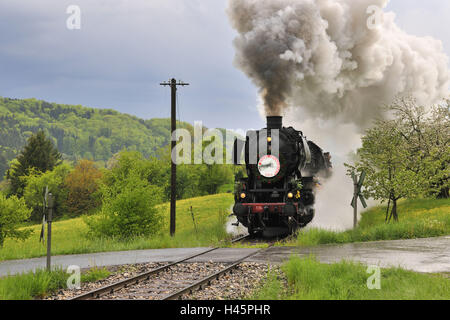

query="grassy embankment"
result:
[251,256,450,300]
[0,193,234,261]
[287,198,450,247]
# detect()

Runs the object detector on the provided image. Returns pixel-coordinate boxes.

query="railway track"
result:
[70,234,256,300]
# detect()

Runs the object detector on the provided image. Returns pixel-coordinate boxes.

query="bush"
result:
[22,163,72,221]
[0,193,32,247]
[86,172,164,239]
[197,164,234,195]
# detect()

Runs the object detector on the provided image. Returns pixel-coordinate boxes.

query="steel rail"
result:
[69,234,250,300]
[161,249,262,300]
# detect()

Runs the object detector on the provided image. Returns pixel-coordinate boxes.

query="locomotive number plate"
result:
[258,155,281,178]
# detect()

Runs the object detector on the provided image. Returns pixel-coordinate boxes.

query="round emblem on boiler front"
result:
[258,155,281,178]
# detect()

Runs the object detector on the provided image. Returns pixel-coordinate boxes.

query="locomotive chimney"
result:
[267,116,283,130]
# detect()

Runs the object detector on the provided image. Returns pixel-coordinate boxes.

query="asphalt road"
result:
[0,236,448,277]
[248,236,450,273]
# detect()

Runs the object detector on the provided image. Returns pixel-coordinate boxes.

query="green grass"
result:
[80,267,111,283]
[289,198,450,247]
[0,266,111,300]
[251,256,450,300]
[0,193,234,261]
[0,268,68,300]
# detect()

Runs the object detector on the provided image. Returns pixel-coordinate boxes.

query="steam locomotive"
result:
[232,116,332,237]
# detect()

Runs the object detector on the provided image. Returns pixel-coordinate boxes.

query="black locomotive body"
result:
[232,116,332,237]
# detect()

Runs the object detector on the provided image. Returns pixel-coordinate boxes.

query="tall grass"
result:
[0,266,111,300]
[0,268,68,300]
[251,256,450,300]
[80,267,111,283]
[290,198,450,247]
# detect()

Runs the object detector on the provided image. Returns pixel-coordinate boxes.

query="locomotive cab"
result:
[232,116,331,237]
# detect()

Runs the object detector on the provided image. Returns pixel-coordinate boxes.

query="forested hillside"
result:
[0,97,192,179]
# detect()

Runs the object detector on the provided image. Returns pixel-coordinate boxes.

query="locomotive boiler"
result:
[232,116,332,237]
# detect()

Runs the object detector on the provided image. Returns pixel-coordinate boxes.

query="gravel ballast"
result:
[46,262,275,300]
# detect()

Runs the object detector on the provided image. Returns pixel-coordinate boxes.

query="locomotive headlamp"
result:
[240,193,247,199]
[287,192,294,199]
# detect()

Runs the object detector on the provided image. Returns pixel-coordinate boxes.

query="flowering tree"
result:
[351,120,423,222]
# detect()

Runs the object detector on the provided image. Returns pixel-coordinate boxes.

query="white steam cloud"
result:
[228,0,449,230]
[227,0,449,126]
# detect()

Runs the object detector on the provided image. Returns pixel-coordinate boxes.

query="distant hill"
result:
[0,97,194,179]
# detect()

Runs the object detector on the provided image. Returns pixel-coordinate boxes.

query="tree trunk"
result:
[385,197,391,222]
[392,198,398,222]
[0,227,3,248]
[438,186,449,199]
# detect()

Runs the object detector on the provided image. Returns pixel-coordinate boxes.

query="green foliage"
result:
[86,156,164,239]
[251,256,450,300]
[389,98,449,198]
[0,97,237,202]
[350,120,423,221]
[422,146,450,199]
[65,160,102,216]
[0,152,9,181]
[103,151,167,190]
[198,164,234,195]
[104,149,234,202]
[0,268,69,300]
[22,163,72,221]
[0,194,233,261]
[7,131,61,197]
[0,266,111,300]
[0,97,193,180]
[81,267,111,283]
[0,193,32,247]
[348,98,449,220]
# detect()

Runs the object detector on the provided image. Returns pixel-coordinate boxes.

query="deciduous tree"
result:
[65,160,102,216]
[23,164,71,221]
[388,97,449,198]
[351,120,423,222]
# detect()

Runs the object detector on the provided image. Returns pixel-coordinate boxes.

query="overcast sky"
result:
[0,0,449,131]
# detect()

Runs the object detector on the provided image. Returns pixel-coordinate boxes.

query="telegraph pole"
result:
[160,78,189,236]
[46,193,54,271]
